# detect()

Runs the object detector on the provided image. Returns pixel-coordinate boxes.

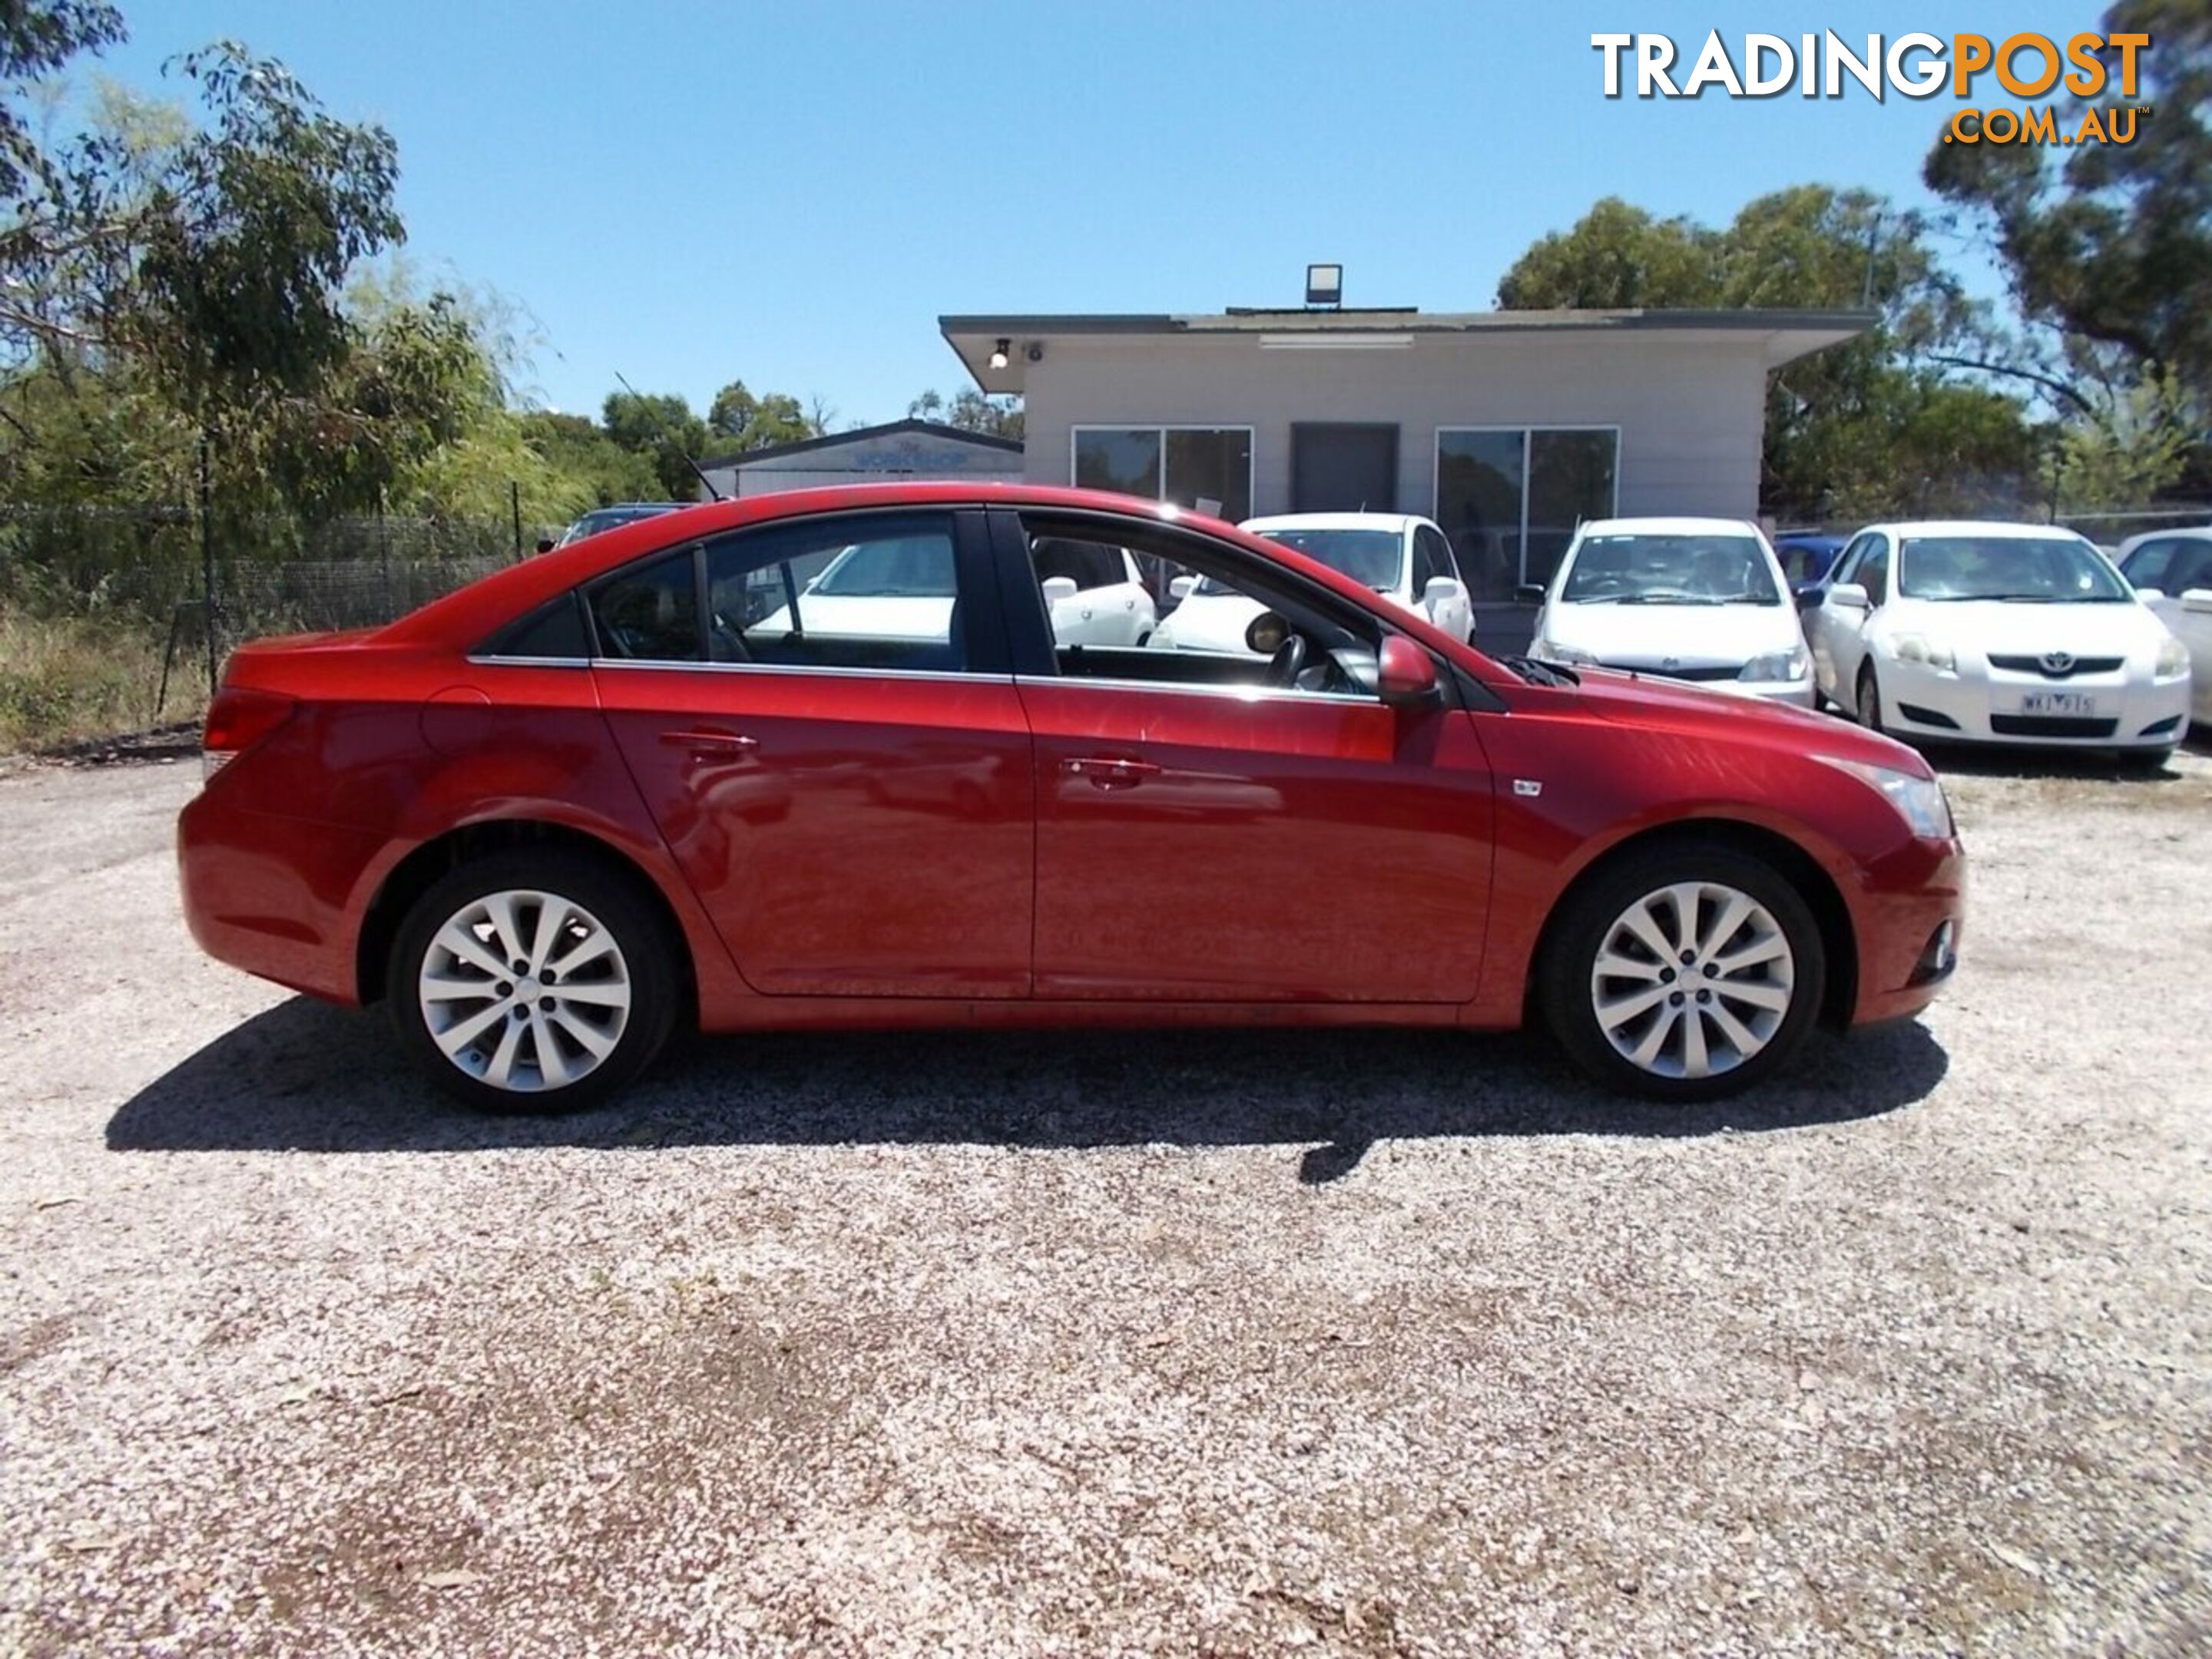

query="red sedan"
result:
[178,484,1964,1111]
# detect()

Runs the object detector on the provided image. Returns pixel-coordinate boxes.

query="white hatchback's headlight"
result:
[1740,644,1809,682]
[1819,757,1955,839]
[2154,636,2190,679]
[1889,633,1957,672]
[1534,639,1597,666]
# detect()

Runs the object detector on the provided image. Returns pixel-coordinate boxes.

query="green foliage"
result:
[705,379,821,452]
[520,411,663,510]
[907,387,1024,440]
[2056,370,2194,507]
[599,390,710,498]
[0,0,123,198]
[1496,187,2035,519]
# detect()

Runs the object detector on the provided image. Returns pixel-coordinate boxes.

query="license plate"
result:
[2019,691,2095,716]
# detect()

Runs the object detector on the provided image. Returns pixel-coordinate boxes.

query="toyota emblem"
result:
[2040,650,2075,674]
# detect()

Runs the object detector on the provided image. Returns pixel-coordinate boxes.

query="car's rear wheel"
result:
[1540,843,1826,1101]
[388,851,679,1113]
[1856,661,1885,735]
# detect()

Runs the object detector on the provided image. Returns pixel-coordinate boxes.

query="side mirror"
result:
[1514,583,1546,605]
[1793,583,1826,613]
[2182,588,2212,614]
[1422,576,1465,606]
[534,538,556,555]
[1168,575,1197,601]
[1378,636,1440,708]
[1040,575,1080,605]
[1828,582,1870,611]
[1244,611,1292,656]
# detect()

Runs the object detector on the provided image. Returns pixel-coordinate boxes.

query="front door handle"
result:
[1065,756,1161,789]
[661,728,759,753]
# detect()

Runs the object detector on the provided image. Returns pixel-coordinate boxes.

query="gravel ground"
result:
[2,747,2207,1657]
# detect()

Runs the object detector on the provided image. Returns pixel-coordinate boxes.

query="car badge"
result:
[2039,650,2075,674]
[1513,779,1543,797]
[1661,657,1681,671]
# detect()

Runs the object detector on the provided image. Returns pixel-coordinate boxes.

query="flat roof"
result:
[941,306,1875,392]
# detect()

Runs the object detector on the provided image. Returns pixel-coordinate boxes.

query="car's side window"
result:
[703,512,967,673]
[1859,538,1892,606]
[2125,538,2183,591]
[2171,545,2212,593]
[1410,531,1439,592]
[1419,525,1463,584]
[591,551,704,662]
[1013,515,1382,699]
[1830,533,1872,591]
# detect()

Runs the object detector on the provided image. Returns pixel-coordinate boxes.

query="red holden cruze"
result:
[178,484,1964,1111]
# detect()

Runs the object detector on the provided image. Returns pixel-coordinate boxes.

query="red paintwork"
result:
[179,482,1963,1040]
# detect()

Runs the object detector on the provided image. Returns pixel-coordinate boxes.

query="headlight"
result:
[1534,639,1597,666]
[1889,634,1957,672]
[1818,757,1955,840]
[1740,644,1809,682]
[2154,636,2189,679]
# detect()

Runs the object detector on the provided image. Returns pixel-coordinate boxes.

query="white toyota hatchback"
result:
[1528,518,1814,704]
[1806,521,2192,761]
[1188,512,1475,645]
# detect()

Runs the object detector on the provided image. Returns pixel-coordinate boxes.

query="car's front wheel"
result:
[1540,842,1827,1101]
[387,850,680,1113]
[1856,661,1885,735]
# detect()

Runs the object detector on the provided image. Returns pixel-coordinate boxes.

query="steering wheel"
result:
[1266,634,1309,688]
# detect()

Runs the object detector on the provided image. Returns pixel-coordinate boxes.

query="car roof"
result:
[2118,524,2212,552]
[1573,516,1762,538]
[1864,520,2091,540]
[1242,512,1424,534]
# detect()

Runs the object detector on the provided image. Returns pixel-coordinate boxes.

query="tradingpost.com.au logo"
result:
[1592,30,2153,145]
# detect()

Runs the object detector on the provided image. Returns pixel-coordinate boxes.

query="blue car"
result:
[1772,531,1848,605]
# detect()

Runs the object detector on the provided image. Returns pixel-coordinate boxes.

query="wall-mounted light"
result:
[989,337,1011,370]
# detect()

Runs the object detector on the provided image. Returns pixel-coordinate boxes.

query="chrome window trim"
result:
[1012,672,1379,707]
[586,657,1015,685]
[465,654,592,669]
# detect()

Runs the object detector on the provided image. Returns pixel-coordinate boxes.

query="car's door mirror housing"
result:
[1422,576,1465,607]
[1040,575,1080,605]
[1377,636,1440,709]
[2131,584,2165,601]
[1829,581,1870,611]
[1514,583,1546,605]
[1793,583,1827,613]
[534,538,556,556]
[1168,575,1197,601]
[1244,611,1292,656]
[2182,588,2212,614]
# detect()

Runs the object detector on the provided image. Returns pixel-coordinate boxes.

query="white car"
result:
[1806,520,2192,760]
[1528,517,1813,705]
[1238,513,1476,642]
[747,534,1157,651]
[2117,525,2212,724]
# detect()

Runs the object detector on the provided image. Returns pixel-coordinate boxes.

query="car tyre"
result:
[387,849,680,1114]
[1856,661,1885,735]
[2116,746,2176,773]
[1539,840,1827,1103]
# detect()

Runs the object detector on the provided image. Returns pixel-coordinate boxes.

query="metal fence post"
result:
[198,437,218,695]
[377,488,392,618]
[511,480,523,562]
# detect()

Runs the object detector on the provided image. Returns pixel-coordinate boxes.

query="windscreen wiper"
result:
[1501,654,1579,687]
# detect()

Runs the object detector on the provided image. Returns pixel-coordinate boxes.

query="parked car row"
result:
[1518,515,2201,763]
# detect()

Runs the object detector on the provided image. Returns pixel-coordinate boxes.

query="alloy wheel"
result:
[417,889,632,1093]
[1588,881,1796,1081]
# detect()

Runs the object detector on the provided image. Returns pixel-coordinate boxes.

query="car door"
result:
[1416,523,1473,641]
[992,508,1495,1003]
[1811,533,1881,699]
[589,508,1037,998]
[2157,541,2212,717]
[1033,535,1155,647]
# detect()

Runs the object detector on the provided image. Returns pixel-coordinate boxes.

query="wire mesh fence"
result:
[0,502,555,753]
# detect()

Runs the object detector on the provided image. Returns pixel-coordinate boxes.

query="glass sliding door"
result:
[1071,427,1253,522]
[1435,427,1618,598]
[1073,429,1164,499]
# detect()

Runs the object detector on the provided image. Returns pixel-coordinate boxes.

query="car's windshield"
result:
[810,536,959,597]
[1247,528,1406,591]
[1560,534,1782,605]
[1899,535,2131,602]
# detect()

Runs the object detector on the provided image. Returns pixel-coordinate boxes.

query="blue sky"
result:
[103,2,2094,425]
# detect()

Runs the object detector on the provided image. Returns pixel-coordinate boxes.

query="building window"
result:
[1073,426,1253,522]
[1435,427,1618,600]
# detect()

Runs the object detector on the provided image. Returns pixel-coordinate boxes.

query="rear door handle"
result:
[1065,756,1161,788]
[661,728,759,753]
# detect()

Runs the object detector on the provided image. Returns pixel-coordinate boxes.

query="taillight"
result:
[201,687,296,783]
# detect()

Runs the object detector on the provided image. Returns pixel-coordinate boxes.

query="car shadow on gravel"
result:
[107,998,1949,1182]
